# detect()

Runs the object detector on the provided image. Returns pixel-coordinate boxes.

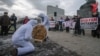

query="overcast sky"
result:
[0,0,100,18]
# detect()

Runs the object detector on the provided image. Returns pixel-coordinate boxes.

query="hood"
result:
[38,13,48,22]
[38,13,45,18]
[26,20,37,26]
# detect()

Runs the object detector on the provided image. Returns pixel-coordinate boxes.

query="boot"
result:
[10,47,18,56]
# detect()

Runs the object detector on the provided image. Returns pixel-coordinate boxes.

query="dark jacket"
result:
[75,18,80,29]
[0,15,10,26]
[10,15,17,24]
[97,17,100,31]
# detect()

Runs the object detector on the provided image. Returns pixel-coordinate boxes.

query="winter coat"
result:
[0,15,10,26]
[75,18,80,29]
[10,15,17,24]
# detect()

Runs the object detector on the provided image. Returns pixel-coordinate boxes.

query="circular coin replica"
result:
[32,24,47,42]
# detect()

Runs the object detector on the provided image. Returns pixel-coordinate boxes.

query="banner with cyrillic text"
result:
[80,17,98,30]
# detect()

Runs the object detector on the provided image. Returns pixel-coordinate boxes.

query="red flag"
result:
[91,2,98,13]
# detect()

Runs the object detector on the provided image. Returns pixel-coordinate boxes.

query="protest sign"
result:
[80,17,98,30]
[49,21,56,28]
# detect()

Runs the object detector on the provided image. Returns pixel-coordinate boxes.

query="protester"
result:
[78,16,85,36]
[11,20,37,56]
[65,16,69,21]
[69,18,76,34]
[0,12,10,36]
[74,16,81,35]
[23,16,30,24]
[65,16,70,32]
[91,12,99,38]
[55,22,59,31]
[95,15,100,38]
[50,17,54,21]
[59,17,64,31]
[49,17,56,31]
[9,13,17,31]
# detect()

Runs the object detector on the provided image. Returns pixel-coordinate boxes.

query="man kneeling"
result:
[11,20,37,56]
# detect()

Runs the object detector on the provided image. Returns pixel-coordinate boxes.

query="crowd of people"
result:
[49,16,84,34]
[0,11,99,56]
[0,12,31,36]
[49,15,100,38]
[0,12,50,56]
[0,12,17,36]
[0,12,99,38]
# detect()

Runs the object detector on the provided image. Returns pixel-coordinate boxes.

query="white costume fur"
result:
[12,20,37,55]
[38,13,50,31]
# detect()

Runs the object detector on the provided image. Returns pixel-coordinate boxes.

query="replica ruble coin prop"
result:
[32,24,47,42]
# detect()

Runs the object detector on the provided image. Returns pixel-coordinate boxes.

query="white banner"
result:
[80,17,98,30]
[49,21,56,28]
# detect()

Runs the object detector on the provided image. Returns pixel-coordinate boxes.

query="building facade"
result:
[47,5,65,21]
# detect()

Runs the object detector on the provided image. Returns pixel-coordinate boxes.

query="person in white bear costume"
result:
[38,13,50,41]
[11,20,37,56]
[11,13,49,56]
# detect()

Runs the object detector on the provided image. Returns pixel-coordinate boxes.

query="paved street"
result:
[48,30,100,56]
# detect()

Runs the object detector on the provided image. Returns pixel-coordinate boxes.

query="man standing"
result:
[59,17,64,31]
[65,16,70,32]
[74,16,81,35]
[0,12,10,36]
[49,17,55,31]
[9,13,17,31]
[11,20,37,56]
